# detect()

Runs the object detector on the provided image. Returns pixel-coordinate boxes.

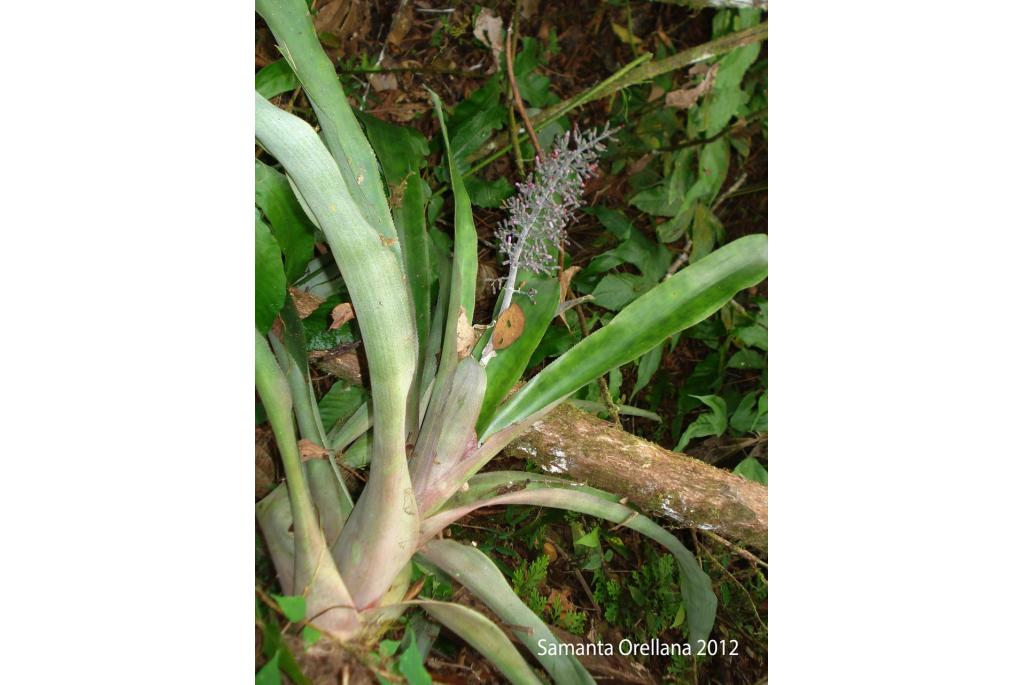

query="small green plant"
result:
[510,555,589,636]
[254,0,767,682]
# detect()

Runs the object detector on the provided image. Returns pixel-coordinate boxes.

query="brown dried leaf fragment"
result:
[289,287,323,319]
[329,302,355,330]
[558,266,582,325]
[665,63,719,111]
[492,303,525,350]
[473,8,505,71]
[298,439,328,463]
[456,307,477,359]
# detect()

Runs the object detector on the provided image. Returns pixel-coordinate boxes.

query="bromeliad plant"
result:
[255,0,767,681]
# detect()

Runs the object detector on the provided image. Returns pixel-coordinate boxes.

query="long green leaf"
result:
[359,114,433,367]
[368,601,545,685]
[409,357,487,507]
[420,471,717,644]
[420,540,596,685]
[256,159,317,283]
[476,276,560,431]
[429,89,478,336]
[255,211,286,334]
[256,93,419,609]
[256,0,397,247]
[255,332,360,639]
[481,234,767,439]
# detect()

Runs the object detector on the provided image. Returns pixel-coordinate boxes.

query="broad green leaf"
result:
[256,0,397,244]
[255,212,286,334]
[398,642,433,685]
[419,540,596,685]
[415,601,546,685]
[301,625,321,647]
[527,325,577,368]
[465,174,514,208]
[729,391,760,432]
[726,349,765,370]
[733,456,768,485]
[756,393,768,432]
[733,322,768,350]
[318,383,366,433]
[359,113,433,368]
[656,206,694,244]
[693,394,728,432]
[691,203,724,263]
[378,640,401,658]
[255,651,281,685]
[630,183,681,217]
[483,235,767,438]
[631,342,663,400]
[428,89,479,396]
[588,206,632,238]
[683,139,730,212]
[674,394,728,451]
[424,474,718,644]
[271,594,306,623]
[591,273,646,311]
[514,37,560,108]
[575,528,600,549]
[256,59,299,99]
[256,93,418,609]
[693,11,763,137]
[445,77,507,175]
[476,277,560,432]
[256,160,317,283]
[587,208,672,281]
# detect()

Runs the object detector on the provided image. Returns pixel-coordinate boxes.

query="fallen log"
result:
[504,403,767,552]
[311,351,767,551]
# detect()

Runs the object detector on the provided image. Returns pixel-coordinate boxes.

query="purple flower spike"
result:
[493,124,617,315]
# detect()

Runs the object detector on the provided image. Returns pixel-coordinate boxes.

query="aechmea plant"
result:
[493,126,617,315]
[255,0,767,681]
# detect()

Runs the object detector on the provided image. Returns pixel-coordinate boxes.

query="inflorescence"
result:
[493,124,618,314]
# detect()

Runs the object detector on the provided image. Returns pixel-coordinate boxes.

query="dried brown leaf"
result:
[665,63,719,110]
[329,302,355,330]
[298,439,328,463]
[368,72,398,92]
[456,307,477,359]
[646,85,665,103]
[473,8,504,70]
[385,1,414,46]
[491,303,525,350]
[557,266,582,325]
[256,425,278,499]
[289,287,324,319]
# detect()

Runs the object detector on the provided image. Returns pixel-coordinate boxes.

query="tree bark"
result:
[312,352,768,551]
[504,403,767,551]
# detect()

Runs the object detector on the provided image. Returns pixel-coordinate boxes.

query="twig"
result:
[704,530,768,569]
[505,19,543,161]
[507,100,525,175]
[696,537,767,632]
[471,22,768,174]
[712,172,748,214]
[572,568,601,617]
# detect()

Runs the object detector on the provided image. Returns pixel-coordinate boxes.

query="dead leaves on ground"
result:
[665,63,720,111]
[329,302,355,330]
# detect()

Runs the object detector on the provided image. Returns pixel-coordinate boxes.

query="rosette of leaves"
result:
[254,0,767,682]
